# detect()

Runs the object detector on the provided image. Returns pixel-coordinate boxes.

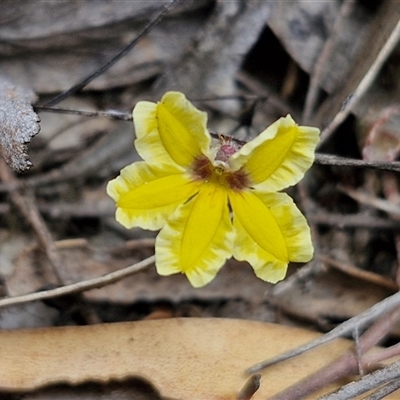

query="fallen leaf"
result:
[0,318,361,399]
[0,78,40,171]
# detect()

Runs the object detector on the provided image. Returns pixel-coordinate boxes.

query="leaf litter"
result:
[1,1,400,399]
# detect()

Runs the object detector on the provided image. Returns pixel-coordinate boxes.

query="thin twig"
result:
[367,343,400,365]
[30,107,400,175]
[0,255,155,309]
[318,360,400,400]
[237,374,261,400]
[318,17,400,147]
[340,185,400,217]
[362,379,400,400]
[35,94,269,121]
[34,106,133,121]
[314,154,400,173]
[0,159,101,323]
[319,254,398,291]
[1,153,400,198]
[353,326,364,377]
[309,210,400,230]
[0,159,65,283]
[302,0,355,123]
[41,1,176,107]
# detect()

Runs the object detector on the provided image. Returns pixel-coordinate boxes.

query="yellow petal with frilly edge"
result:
[230,191,313,283]
[107,162,201,230]
[133,91,210,168]
[230,115,319,193]
[156,184,233,288]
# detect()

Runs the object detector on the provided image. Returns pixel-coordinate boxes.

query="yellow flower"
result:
[107,91,320,287]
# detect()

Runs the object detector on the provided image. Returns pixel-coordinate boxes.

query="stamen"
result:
[215,134,242,163]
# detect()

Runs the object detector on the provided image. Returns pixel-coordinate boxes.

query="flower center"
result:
[191,155,249,191]
[215,144,237,163]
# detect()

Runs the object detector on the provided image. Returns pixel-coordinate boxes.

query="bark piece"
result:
[0,78,40,172]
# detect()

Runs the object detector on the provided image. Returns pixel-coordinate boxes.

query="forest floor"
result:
[1,1,400,399]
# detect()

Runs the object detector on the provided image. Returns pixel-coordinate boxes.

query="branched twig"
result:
[247,290,400,373]
[29,108,400,174]
[266,301,400,400]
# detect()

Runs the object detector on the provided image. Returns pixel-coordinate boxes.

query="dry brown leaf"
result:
[0,318,359,399]
[0,78,40,172]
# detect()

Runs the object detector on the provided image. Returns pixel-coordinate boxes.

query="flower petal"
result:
[107,162,201,230]
[229,190,313,283]
[133,91,211,168]
[230,115,319,192]
[156,184,233,287]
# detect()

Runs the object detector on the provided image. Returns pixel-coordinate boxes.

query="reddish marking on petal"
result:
[191,154,249,191]
[191,156,213,181]
[226,169,250,191]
